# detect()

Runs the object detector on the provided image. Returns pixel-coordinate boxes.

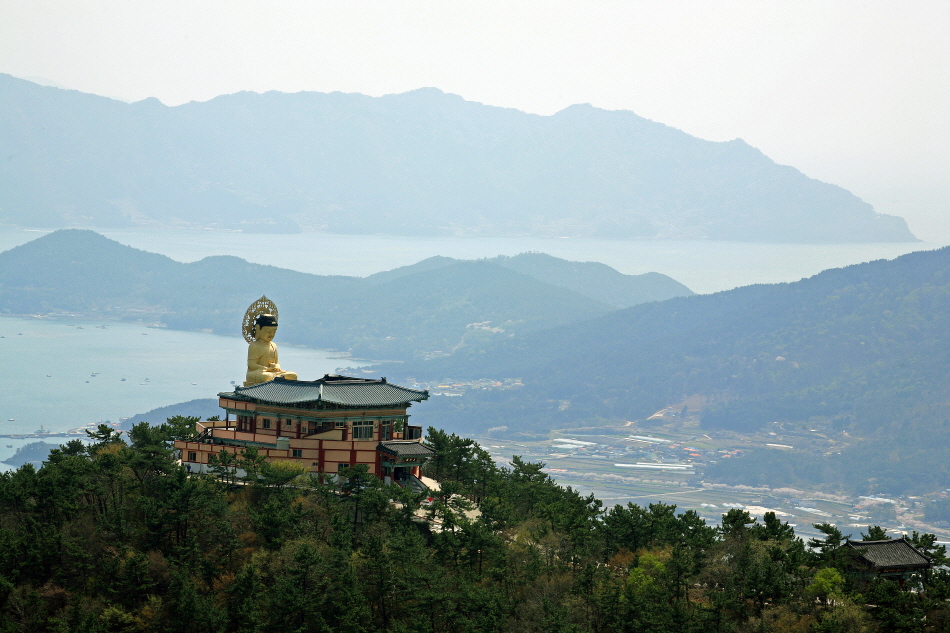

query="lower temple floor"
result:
[174,419,436,487]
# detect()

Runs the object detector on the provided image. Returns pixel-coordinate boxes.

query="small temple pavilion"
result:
[175,374,436,487]
[843,537,933,587]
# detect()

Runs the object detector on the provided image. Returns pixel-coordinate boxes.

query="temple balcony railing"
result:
[196,419,235,434]
[184,428,281,449]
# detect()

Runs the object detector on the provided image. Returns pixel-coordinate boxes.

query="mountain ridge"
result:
[366,252,694,309]
[0,230,692,359]
[0,73,916,243]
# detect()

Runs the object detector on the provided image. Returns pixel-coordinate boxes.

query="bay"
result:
[0,315,365,448]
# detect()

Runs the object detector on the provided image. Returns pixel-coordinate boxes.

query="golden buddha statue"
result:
[242,297,298,386]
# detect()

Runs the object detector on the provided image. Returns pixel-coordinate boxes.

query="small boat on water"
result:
[120,378,126,382]
[5,445,11,448]
[46,374,51,377]
[6,419,13,422]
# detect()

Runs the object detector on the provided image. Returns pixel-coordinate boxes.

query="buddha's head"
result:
[255,314,278,342]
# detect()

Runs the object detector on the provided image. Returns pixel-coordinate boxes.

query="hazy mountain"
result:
[367,253,694,308]
[0,73,915,243]
[0,230,690,358]
[399,247,950,494]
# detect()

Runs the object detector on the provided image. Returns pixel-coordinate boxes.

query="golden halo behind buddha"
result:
[242,296,279,343]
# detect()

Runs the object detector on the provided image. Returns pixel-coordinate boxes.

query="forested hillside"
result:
[0,230,689,358]
[0,73,915,242]
[402,247,950,494]
[3,418,946,632]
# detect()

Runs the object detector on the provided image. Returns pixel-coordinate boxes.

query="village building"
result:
[175,374,436,490]
[844,537,933,588]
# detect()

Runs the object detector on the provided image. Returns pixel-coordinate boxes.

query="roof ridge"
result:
[848,537,907,544]
[222,376,428,407]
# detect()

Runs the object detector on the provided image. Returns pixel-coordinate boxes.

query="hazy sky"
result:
[3,0,949,240]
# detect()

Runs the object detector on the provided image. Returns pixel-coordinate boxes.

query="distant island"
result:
[0,73,916,243]
[0,229,692,359]
[2,441,59,468]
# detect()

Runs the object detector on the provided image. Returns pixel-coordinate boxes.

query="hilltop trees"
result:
[0,419,947,631]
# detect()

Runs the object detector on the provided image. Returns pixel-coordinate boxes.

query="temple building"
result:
[843,537,933,588]
[175,374,436,488]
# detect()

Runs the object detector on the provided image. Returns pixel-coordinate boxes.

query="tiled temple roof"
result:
[377,441,437,458]
[222,375,429,408]
[845,538,932,570]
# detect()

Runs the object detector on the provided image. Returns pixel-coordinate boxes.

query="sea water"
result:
[0,228,943,294]
[0,315,365,464]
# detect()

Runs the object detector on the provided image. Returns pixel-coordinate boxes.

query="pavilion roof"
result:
[223,375,428,408]
[844,538,932,570]
[377,441,437,458]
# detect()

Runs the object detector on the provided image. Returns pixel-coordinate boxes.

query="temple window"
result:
[292,449,302,457]
[188,451,197,462]
[262,419,271,429]
[352,421,374,440]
